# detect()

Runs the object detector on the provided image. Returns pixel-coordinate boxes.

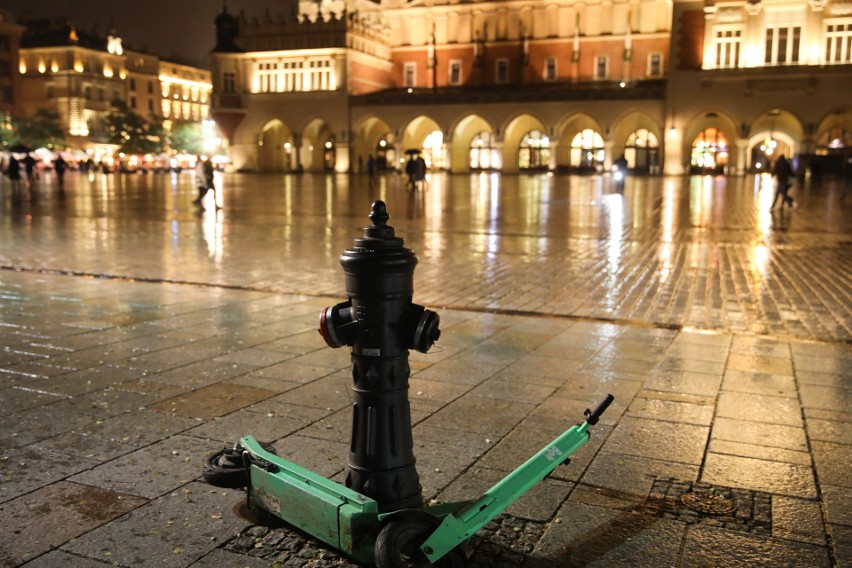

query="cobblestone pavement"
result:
[0,171,850,567]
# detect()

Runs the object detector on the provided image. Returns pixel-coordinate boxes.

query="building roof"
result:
[19,18,111,51]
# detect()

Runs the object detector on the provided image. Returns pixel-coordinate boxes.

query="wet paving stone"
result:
[810,440,852,488]
[0,445,101,506]
[0,173,850,566]
[67,434,213,500]
[603,416,709,465]
[0,481,147,565]
[711,417,808,452]
[531,502,685,568]
[186,408,306,445]
[772,495,826,545]
[716,391,804,427]
[702,453,817,498]
[680,525,831,567]
[60,481,246,568]
[0,405,97,450]
[150,383,277,420]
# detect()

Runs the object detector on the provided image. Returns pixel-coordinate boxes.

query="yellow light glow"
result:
[38,60,46,73]
[74,60,83,72]
[19,60,26,74]
[104,66,113,78]
[51,61,58,72]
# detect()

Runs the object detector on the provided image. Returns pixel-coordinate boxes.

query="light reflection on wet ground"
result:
[1,169,850,341]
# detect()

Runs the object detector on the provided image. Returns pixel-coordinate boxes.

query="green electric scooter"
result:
[206,394,614,567]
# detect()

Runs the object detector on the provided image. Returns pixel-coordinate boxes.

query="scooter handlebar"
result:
[584,394,614,425]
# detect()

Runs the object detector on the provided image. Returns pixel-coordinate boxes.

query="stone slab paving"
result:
[0,171,850,567]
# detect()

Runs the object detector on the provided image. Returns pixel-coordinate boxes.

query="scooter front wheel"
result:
[375,513,465,568]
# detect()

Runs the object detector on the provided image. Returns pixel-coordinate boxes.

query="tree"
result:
[105,103,164,155]
[14,109,66,149]
[168,122,206,155]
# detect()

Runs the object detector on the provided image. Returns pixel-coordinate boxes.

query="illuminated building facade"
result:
[211,0,852,176]
[158,61,211,127]
[0,10,24,134]
[668,0,852,175]
[16,18,211,156]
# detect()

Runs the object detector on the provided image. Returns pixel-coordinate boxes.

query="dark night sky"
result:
[1,0,298,68]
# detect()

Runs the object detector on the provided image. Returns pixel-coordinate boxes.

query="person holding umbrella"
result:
[404,149,421,190]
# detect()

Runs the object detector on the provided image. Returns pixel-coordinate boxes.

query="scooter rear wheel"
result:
[202,441,277,489]
[375,513,465,568]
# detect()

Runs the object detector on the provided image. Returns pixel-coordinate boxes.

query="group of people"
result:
[404,154,427,190]
[3,153,69,200]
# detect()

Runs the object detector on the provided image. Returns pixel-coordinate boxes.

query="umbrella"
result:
[405,148,422,155]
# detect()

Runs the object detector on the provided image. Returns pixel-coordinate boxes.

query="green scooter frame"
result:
[236,394,614,567]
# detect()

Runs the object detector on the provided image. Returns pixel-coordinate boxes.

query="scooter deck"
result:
[240,436,380,563]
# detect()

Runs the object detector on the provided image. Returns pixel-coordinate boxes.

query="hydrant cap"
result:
[355,201,404,248]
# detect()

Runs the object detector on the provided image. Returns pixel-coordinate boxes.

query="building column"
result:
[335,141,351,173]
[604,140,615,171]
[394,143,405,171]
[735,138,749,176]
[663,130,684,176]
[441,142,452,171]
[292,134,302,172]
[548,142,559,171]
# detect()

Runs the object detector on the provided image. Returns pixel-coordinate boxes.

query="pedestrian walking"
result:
[405,157,416,190]
[192,156,219,210]
[23,154,37,188]
[770,154,795,210]
[54,154,68,192]
[414,155,426,190]
[7,156,22,190]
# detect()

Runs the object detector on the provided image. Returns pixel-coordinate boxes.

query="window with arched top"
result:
[690,127,728,174]
[519,130,551,170]
[624,129,660,174]
[422,130,445,169]
[570,129,605,172]
[470,131,501,170]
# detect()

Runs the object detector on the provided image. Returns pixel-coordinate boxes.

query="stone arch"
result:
[555,113,606,173]
[609,111,663,174]
[682,109,738,174]
[300,118,335,172]
[258,119,294,172]
[813,107,852,174]
[400,115,443,170]
[354,116,395,172]
[449,114,497,173]
[502,113,548,173]
[746,109,804,173]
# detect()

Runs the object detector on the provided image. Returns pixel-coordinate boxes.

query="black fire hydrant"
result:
[318,200,440,513]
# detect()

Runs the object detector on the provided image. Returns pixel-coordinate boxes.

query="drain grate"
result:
[680,491,737,515]
[644,478,771,535]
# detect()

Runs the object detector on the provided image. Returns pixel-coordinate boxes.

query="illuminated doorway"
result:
[470,131,501,170]
[422,130,446,169]
[570,129,604,173]
[690,128,728,175]
[624,128,659,174]
[518,130,551,170]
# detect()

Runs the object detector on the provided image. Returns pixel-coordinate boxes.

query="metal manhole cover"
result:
[679,492,737,515]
